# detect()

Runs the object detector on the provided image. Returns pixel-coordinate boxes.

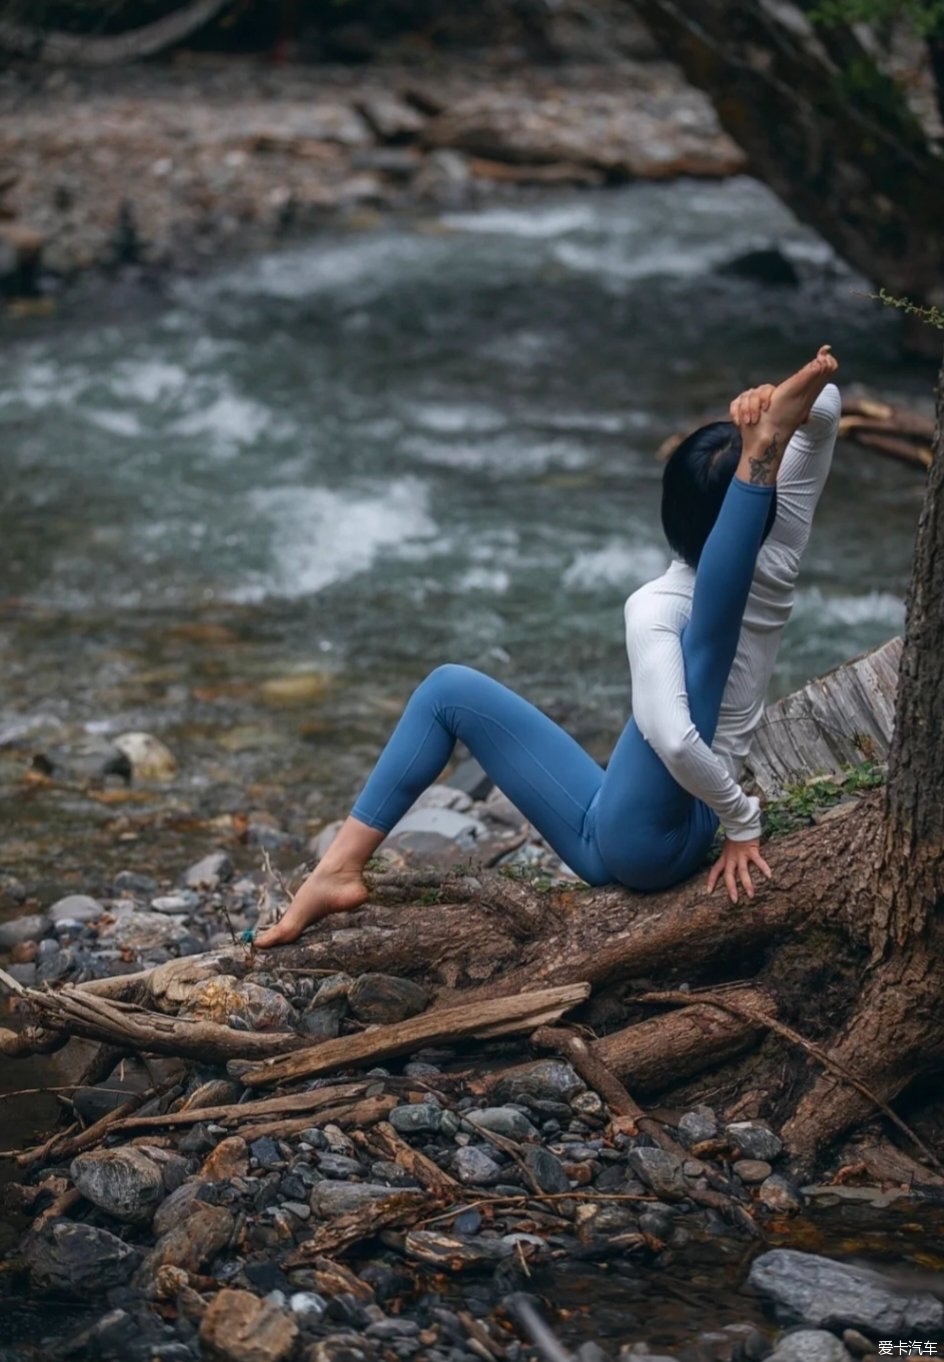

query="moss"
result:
[761,759,885,840]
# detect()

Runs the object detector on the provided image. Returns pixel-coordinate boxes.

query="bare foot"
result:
[765,345,838,436]
[254,866,369,948]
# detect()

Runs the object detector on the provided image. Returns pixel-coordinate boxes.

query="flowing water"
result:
[0,177,928,895]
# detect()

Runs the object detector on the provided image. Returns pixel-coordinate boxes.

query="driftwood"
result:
[231,1093,398,1143]
[287,1190,442,1263]
[232,983,592,1089]
[362,1121,461,1196]
[0,0,232,66]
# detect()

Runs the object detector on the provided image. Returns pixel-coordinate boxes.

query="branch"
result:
[0,0,233,66]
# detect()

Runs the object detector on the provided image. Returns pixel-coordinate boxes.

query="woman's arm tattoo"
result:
[748,435,781,485]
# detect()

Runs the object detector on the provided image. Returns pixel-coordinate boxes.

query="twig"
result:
[503,1294,574,1362]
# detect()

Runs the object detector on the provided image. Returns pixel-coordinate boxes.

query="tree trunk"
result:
[627,0,944,300]
[0,0,233,66]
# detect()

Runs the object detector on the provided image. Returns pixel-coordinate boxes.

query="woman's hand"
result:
[729,384,776,428]
[707,837,772,903]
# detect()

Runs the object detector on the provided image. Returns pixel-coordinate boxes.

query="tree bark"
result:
[627,0,944,299]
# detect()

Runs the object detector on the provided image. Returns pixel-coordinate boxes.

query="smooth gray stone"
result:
[389,1102,442,1135]
[182,852,232,890]
[48,894,102,924]
[0,914,51,948]
[465,1106,539,1140]
[767,1330,852,1362]
[454,1146,502,1187]
[677,1105,718,1147]
[749,1249,944,1334]
[491,1059,584,1106]
[348,972,429,1024]
[758,1174,804,1214]
[523,1146,570,1194]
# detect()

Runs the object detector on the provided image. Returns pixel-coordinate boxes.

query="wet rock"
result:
[734,1159,772,1185]
[524,1146,571,1194]
[748,1249,944,1335]
[767,1331,852,1362]
[300,999,347,1038]
[466,1107,539,1140]
[201,1136,249,1181]
[348,973,429,1024]
[48,893,103,924]
[24,1220,141,1296]
[726,1121,782,1161]
[389,1102,442,1136]
[250,1136,284,1169]
[290,1290,328,1322]
[492,1059,584,1106]
[199,1287,299,1362]
[71,1146,165,1222]
[185,976,296,1031]
[183,852,233,890]
[141,1204,234,1280]
[677,1106,718,1148]
[114,731,177,781]
[626,1148,686,1199]
[311,1182,421,1217]
[317,1153,364,1179]
[0,913,51,949]
[454,1146,502,1186]
[758,1174,804,1215]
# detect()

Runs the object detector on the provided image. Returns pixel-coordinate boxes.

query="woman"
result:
[257,345,840,947]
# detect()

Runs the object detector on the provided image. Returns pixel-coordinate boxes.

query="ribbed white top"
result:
[624,384,841,841]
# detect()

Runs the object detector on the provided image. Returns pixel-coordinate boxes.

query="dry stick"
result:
[288,1190,444,1263]
[360,1121,460,1196]
[232,1094,396,1142]
[638,989,944,1173]
[106,1081,370,1135]
[415,1190,658,1229]
[532,1025,759,1237]
[234,983,591,1089]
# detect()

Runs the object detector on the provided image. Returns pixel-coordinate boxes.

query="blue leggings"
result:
[352,478,774,891]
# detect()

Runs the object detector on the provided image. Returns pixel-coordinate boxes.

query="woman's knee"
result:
[418,663,478,703]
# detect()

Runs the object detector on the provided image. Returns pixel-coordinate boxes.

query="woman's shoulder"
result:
[624,561,693,625]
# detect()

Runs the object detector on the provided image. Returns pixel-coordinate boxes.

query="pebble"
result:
[290,1291,328,1321]
[758,1173,804,1214]
[48,893,103,924]
[389,1102,442,1135]
[150,892,199,915]
[491,1059,585,1106]
[767,1330,853,1362]
[454,1146,502,1186]
[726,1121,783,1162]
[626,1148,686,1200]
[348,972,430,1023]
[198,1287,298,1362]
[71,1146,166,1223]
[0,913,51,948]
[524,1146,571,1193]
[465,1106,539,1140]
[182,851,232,890]
[24,1221,141,1296]
[734,1158,772,1184]
[141,1204,235,1281]
[677,1106,719,1147]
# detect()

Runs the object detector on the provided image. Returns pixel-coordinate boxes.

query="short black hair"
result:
[661,420,777,568]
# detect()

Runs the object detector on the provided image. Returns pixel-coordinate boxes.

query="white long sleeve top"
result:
[623,384,841,842]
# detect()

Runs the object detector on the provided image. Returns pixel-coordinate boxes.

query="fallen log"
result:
[232,982,591,1089]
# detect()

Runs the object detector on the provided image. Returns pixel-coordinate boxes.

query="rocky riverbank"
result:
[0,54,744,291]
[2,759,943,1362]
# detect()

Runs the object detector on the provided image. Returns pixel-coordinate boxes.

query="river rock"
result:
[183,851,233,890]
[626,1147,686,1199]
[466,1106,539,1140]
[384,805,489,863]
[348,972,429,1024]
[0,913,51,948]
[99,908,190,951]
[184,976,296,1031]
[356,93,424,143]
[48,894,103,924]
[445,756,494,801]
[311,1182,419,1217]
[71,1146,165,1222]
[726,1121,783,1161]
[767,1331,852,1362]
[677,1105,718,1147]
[24,1220,141,1296]
[748,1249,944,1335]
[114,731,177,781]
[152,1183,210,1238]
[150,891,199,915]
[734,1159,772,1185]
[454,1145,502,1186]
[524,1146,571,1193]
[140,1204,234,1280]
[491,1058,584,1106]
[758,1174,804,1215]
[201,1136,249,1181]
[717,246,802,288]
[199,1287,299,1362]
[389,1102,442,1136]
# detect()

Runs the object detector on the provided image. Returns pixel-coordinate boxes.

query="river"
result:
[0,175,928,896]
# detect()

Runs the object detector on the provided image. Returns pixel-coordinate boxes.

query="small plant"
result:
[809,0,944,36]
[871,288,944,331]
[761,759,886,839]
